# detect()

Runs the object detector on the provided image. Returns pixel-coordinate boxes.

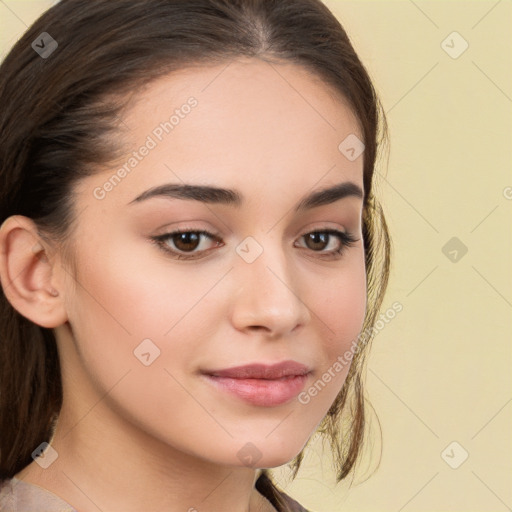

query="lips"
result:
[204,360,310,379]
[201,360,311,407]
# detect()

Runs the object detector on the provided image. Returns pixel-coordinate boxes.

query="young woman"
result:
[0,1,390,510]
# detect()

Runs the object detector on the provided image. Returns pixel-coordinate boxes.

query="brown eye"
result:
[304,232,331,251]
[151,229,222,260]
[297,229,359,259]
[172,232,202,252]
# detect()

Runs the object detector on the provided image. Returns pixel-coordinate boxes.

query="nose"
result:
[230,239,311,339]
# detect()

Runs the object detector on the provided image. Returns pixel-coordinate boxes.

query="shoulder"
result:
[276,488,314,512]
[255,471,315,512]
[0,476,77,512]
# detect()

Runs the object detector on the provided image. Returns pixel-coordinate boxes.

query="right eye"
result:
[150,229,223,260]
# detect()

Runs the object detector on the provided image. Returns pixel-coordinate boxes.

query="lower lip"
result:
[202,373,309,407]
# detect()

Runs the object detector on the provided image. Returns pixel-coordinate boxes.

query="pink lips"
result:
[201,361,311,407]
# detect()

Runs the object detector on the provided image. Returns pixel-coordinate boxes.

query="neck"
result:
[16,396,275,512]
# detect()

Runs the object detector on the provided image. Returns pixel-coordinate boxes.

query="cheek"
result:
[316,253,367,354]
[66,240,227,370]
[63,243,217,439]
[300,252,367,403]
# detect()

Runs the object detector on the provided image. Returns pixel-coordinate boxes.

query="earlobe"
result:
[0,215,68,328]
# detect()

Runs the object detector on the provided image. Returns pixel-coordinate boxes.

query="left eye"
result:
[150,228,359,260]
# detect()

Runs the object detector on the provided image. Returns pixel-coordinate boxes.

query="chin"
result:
[227,435,309,470]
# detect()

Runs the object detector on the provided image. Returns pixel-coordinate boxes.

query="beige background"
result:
[1,1,510,511]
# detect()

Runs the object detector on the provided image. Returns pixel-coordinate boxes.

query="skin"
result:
[0,57,366,512]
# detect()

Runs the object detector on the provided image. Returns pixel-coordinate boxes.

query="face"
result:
[55,57,367,469]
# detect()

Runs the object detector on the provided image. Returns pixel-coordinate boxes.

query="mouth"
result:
[200,360,312,407]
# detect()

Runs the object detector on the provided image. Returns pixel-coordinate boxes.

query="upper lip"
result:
[203,360,310,379]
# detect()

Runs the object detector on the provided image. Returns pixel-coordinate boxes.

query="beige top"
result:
[0,476,311,512]
[0,476,77,511]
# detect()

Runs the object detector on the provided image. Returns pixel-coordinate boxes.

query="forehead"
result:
[84,57,364,209]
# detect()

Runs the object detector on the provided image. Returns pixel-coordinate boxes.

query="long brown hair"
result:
[0,0,390,509]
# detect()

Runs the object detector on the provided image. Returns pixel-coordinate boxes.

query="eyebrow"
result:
[128,181,363,213]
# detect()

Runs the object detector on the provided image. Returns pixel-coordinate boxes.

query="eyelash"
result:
[150,227,359,261]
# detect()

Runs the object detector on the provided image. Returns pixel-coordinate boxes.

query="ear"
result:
[0,215,68,328]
